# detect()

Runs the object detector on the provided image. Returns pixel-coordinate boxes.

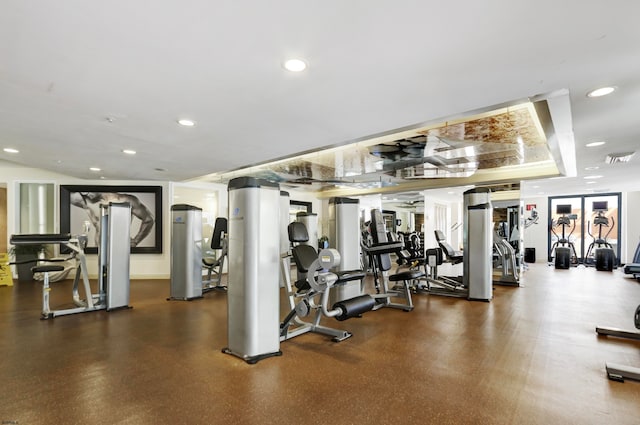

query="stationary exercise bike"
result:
[549,204,578,269]
[584,201,616,271]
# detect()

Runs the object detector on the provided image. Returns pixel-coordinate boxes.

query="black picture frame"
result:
[60,185,163,254]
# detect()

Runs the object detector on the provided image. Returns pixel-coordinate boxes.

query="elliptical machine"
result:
[584,201,616,271]
[549,204,578,269]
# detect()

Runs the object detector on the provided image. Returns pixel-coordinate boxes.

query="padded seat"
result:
[434,230,463,264]
[32,265,65,274]
[288,222,364,291]
[389,270,424,282]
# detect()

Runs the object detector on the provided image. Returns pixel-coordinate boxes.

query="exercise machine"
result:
[596,304,640,382]
[328,197,364,303]
[10,202,132,319]
[463,188,493,300]
[361,208,421,311]
[170,204,203,300]
[170,205,228,301]
[423,247,468,296]
[397,231,423,262]
[624,239,640,279]
[202,217,228,291]
[423,188,493,301]
[549,204,578,269]
[585,201,616,271]
[434,230,463,265]
[493,233,520,286]
[223,177,282,364]
[280,222,368,342]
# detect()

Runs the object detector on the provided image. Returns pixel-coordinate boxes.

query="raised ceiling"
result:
[204,94,572,197]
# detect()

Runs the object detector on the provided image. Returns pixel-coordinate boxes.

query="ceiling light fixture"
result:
[583,175,603,180]
[586,86,616,98]
[3,148,19,154]
[177,119,196,127]
[122,149,136,155]
[90,167,101,172]
[605,151,635,164]
[586,181,597,184]
[283,58,307,72]
[584,166,600,171]
[586,141,606,148]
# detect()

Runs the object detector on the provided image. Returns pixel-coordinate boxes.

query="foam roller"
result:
[332,295,375,321]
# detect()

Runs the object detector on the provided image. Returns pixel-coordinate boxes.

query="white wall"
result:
[623,191,640,263]
[520,196,549,263]
[2,162,176,278]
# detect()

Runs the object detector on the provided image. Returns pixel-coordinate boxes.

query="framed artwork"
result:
[60,185,163,254]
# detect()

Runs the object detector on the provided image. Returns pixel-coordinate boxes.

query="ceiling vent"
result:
[605,151,635,164]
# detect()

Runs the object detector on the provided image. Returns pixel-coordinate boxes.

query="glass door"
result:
[548,197,582,264]
[548,193,621,264]
[583,194,620,265]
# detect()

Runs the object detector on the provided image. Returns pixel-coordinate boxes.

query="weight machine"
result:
[10,202,132,319]
[624,240,640,279]
[421,188,493,301]
[280,222,368,342]
[493,235,520,286]
[202,217,228,291]
[361,209,421,312]
[169,206,228,301]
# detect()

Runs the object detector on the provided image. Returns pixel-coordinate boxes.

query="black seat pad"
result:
[389,270,424,281]
[32,265,65,273]
[336,270,365,283]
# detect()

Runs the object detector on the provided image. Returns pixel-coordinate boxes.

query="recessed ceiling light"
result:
[532,185,540,189]
[3,148,19,154]
[586,181,597,184]
[586,141,606,148]
[447,191,455,195]
[583,175,603,180]
[90,167,101,172]
[283,58,307,72]
[177,119,195,127]
[122,149,136,155]
[587,86,616,98]
[584,166,600,171]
